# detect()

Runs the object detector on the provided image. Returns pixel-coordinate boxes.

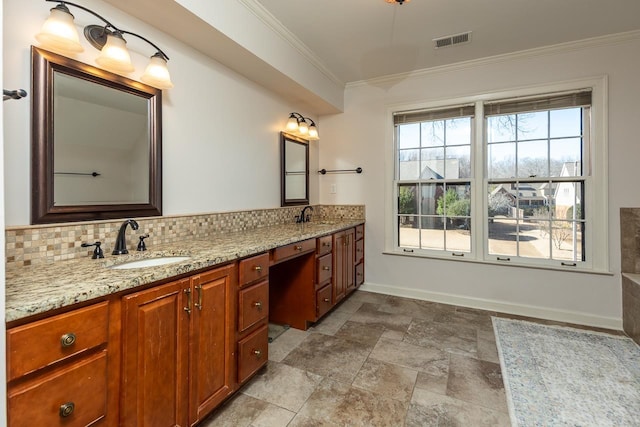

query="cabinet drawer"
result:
[316,253,332,285]
[355,224,364,241]
[272,239,315,263]
[355,239,364,264]
[356,262,364,286]
[237,325,268,384]
[8,350,108,427]
[7,301,109,381]
[238,253,269,288]
[238,280,269,333]
[316,235,332,256]
[316,284,333,319]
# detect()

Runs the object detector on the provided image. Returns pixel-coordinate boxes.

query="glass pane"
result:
[517,182,547,219]
[488,219,518,256]
[488,185,514,218]
[488,142,516,179]
[517,111,548,141]
[420,217,444,250]
[439,184,470,217]
[517,140,549,178]
[398,216,419,248]
[399,149,420,180]
[487,115,516,143]
[446,117,471,146]
[550,181,583,220]
[550,108,581,138]
[399,123,420,149]
[550,138,581,177]
[519,218,550,259]
[421,121,445,147]
[421,183,443,215]
[550,220,583,261]
[446,145,471,179]
[398,184,418,215]
[446,221,471,252]
[421,147,445,179]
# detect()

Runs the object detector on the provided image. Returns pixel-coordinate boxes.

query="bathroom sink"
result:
[109,256,191,270]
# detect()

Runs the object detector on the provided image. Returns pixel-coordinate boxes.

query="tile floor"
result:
[201,290,618,426]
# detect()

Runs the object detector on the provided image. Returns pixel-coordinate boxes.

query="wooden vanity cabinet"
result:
[333,228,355,304]
[6,301,111,427]
[354,224,365,287]
[121,263,236,427]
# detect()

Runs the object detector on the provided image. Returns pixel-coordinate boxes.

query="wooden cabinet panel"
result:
[238,253,269,287]
[7,301,108,381]
[272,239,315,263]
[355,224,364,241]
[238,280,269,333]
[333,229,355,302]
[121,278,190,427]
[316,253,332,286]
[356,262,364,286]
[190,264,236,423]
[8,350,107,427]
[316,284,333,319]
[237,325,268,384]
[344,228,356,295]
[316,235,332,256]
[355,238,364,265]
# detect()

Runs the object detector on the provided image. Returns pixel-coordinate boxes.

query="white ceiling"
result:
[255,0,640,84]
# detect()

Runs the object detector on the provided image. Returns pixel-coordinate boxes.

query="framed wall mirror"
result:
[280,132,309,206]
[31,46,162,224]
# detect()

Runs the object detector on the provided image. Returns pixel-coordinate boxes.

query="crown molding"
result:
[238,0,345,88]
[347,30,640,89]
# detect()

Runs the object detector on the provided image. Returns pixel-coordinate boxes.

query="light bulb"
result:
[95,32,134,73]
[141,53,174,89]
[298,120,309,135]
[35,5,83,53]
[286,114,299,131]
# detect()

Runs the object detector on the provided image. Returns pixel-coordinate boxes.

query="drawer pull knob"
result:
[323,297,330,303]
[322,266,330,271]
[357,272,363,276]
[254,265,262,271]
[59,402,75,418]
[254,301,263,310]
[253,349,262,359]
[295,245,303,251]
[60,333,76,348]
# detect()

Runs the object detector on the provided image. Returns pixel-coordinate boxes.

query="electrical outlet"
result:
[330,184,337,194]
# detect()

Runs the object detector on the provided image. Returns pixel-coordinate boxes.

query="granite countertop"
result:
[5,220,364,323]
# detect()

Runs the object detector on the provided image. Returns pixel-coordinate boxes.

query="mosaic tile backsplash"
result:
[5,205,365,267]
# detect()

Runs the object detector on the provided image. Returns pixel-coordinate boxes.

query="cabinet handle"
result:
[323,242,330,247]
[254,301,263,311]
[194,285,203,310]
[59,402,75,418]
[357,272,363,276]
[253,349,262,359]
[322,266,330,271]
[60,333,76,348]
[254,265,262,271]
[295,245,303,251]
[323,297,330,303]
[184,288,192,314]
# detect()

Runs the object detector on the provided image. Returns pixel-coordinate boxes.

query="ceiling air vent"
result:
[433,31,472,49]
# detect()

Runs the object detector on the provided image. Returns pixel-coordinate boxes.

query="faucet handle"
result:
[137,234,150,251]
[81,241,104,259]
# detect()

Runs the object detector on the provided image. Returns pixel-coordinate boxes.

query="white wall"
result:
[0,0,8,422]
[3,0,319,226]
[319,34,640,328]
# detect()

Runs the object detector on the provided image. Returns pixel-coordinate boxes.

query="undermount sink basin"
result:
[109,256,191,270]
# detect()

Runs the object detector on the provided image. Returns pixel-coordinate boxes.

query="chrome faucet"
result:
[112,219,139,255]
[296,206,314,223]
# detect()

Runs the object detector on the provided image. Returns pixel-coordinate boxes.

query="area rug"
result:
[492,317,640,426]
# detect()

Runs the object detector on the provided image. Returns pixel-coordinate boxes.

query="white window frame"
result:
[384,76,609,273]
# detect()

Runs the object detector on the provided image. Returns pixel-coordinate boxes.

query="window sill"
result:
[382,250,613,276]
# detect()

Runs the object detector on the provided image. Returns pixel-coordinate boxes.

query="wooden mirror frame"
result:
[31,46,162,224]
[280,132,309,207]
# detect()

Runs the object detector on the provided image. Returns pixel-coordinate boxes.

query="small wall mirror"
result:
[31,47,162,224]
[281,132,309,206]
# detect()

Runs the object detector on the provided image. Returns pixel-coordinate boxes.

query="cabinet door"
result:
[121,279,190,427]
[189,265,236,425]
[333,232,346,304]
[344,228,356,295]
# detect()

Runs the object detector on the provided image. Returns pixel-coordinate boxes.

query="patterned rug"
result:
[492,317,640,426]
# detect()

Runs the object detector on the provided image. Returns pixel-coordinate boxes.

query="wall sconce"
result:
[35,1,174,89]
[285,112,320,141]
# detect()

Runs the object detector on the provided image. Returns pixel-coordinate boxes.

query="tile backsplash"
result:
[5,205,365,267]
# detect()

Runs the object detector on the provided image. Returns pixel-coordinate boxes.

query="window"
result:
[392,85,605,271]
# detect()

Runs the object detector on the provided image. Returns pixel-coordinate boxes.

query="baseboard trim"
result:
[359,282,622,331]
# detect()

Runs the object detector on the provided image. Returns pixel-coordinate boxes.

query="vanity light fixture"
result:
[286,112,320,141]
[385,0,410,4]
[35,1,174,89]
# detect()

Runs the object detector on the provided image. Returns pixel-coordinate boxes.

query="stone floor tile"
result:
[369,337,449,376]
[283,333,370,383]
[307,310,351,335]
[349,290,391,305]
[446,353,508,413]
[250,404,296,427]
[349,303,413,332]
[333,320,386,348]
[406,388,510,427]
[295,378,408,426]
[201,393,269,427]
[477,335,500,363]
[352,358,418,402]
[332,296,364,314]
[377,296,438,321]
[414,369,449,396]
[381,328,406,341]
[268,327,310,362]
[241,362,323,412]
[404,319,478,358]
